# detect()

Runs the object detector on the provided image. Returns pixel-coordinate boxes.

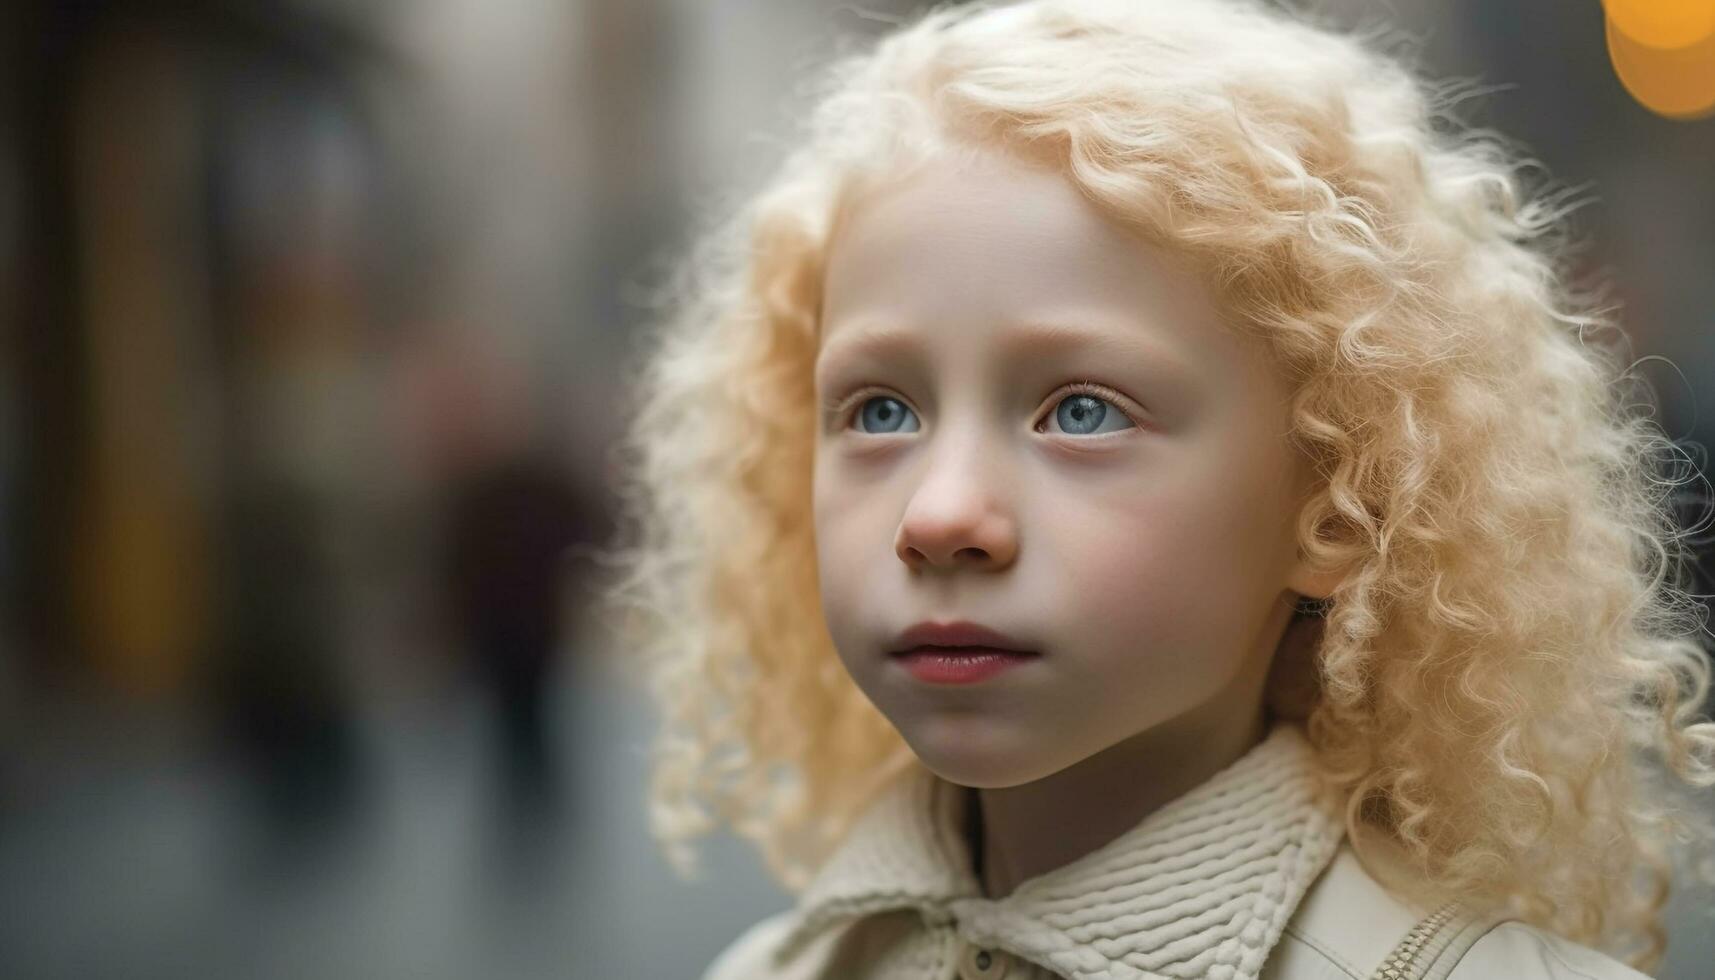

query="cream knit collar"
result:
[776,719,1347,980]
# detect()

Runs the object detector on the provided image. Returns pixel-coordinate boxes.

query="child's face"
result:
[812,144,1329,788]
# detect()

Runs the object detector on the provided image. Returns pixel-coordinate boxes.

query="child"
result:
[595,1,1715,977]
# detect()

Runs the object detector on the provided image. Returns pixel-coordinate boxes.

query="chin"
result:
[906,732,1063,789]
[929,767,1039,790]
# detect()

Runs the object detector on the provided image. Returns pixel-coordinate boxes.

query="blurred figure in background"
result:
[408,322,608,852]
[445,449,591,840]
[209,482,360,864]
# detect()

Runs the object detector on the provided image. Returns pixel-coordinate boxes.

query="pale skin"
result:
[811,144,1344,900]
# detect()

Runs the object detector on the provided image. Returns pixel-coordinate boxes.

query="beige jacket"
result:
[702,722,1653,980]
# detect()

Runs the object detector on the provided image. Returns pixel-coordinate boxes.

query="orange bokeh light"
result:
[1605,13,1715,119]
[1602,0,1715,49]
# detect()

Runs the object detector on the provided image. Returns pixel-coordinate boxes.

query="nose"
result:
[894,450,1019,571]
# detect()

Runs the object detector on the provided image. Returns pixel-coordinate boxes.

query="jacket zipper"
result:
[1369,900,1465,980]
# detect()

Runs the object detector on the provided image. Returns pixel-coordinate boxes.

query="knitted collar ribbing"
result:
[776,719,1347,980]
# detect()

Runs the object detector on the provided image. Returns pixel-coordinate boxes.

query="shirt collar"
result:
[776,719,1346,980]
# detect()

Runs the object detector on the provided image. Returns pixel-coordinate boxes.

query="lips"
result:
[890,620,1038,656]
[891,647,1036,684]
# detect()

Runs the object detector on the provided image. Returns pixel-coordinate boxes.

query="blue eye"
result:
[839,383,1141,437]
[853,396,921,434]
[1045,392,1136,436]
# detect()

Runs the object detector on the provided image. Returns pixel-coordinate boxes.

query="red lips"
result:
[890,620,1037,656]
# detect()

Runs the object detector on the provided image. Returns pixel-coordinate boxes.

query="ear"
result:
[1285,551,1348,604]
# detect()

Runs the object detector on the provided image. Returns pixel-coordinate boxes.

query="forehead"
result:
[817,148,1237,379]
[823,149,1152,306]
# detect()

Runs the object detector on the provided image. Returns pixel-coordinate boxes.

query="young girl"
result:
[595,1,1715,977]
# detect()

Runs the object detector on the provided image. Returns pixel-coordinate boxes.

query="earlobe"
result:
[1286,558,1347,606]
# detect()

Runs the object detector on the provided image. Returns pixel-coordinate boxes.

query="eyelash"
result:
[826,380,1143,435]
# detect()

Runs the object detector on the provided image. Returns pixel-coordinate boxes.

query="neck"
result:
[971,679,1273,900]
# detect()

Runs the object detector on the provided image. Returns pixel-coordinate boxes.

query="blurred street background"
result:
[1,1,1712,978]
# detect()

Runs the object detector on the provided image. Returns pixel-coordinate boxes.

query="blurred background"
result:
[1,1,1711,978]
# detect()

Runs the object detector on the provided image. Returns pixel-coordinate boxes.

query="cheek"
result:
[812,474,876,658]
[1046,472,1285,663]
[1053,493,1208,649]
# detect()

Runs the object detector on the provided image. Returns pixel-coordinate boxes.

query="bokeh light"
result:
[1603,0,1715,118]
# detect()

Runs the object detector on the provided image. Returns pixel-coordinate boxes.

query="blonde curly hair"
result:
[591,0,1715,971]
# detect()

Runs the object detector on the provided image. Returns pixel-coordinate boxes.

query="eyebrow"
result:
[813,318,1197,382]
